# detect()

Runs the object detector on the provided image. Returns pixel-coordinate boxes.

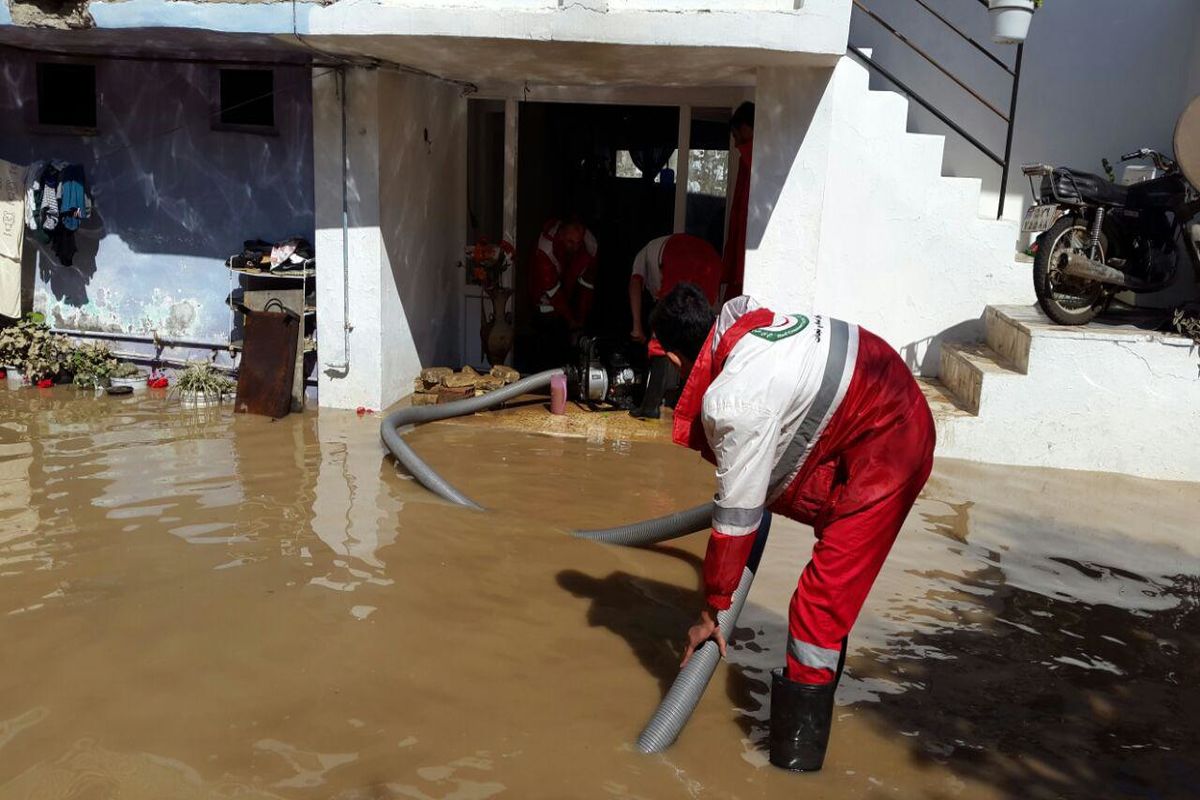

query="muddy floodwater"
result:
[0,390,1196,799]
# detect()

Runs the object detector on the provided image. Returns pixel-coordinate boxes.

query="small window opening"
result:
[616,149,678,183]
[218,69,275,129]
[36,63,97,130]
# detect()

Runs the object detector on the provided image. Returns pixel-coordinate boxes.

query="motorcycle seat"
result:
[1048,168,1130,206]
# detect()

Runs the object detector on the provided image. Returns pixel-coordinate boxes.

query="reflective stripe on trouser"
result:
[785,389,936,685]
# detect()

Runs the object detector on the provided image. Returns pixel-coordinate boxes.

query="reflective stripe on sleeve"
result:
[712,505,763,537]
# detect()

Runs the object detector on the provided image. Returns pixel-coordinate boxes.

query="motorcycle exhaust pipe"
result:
[1063,253,1149,290]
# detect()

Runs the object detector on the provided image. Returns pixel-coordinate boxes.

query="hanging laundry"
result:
[0,159,26,319]
[21,162,92,267]
[59,164,90,232]
[23,160,45,233]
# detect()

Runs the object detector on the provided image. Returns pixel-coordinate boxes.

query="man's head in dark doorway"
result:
[558,221,586,256]
[730,101,755,148]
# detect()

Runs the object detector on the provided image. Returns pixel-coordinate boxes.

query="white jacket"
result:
[702,297,859,538]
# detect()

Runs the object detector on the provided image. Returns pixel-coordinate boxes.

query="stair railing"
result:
[848,0,1024,220]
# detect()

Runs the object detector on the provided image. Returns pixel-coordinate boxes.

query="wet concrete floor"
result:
[0,388,1196,799]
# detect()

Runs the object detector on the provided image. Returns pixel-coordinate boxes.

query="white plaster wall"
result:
[741,65,836,307]
[377,72,467,407]
[811,57,1029,373]
[82,0,853,64]
[314,69,387,410]
[746,59,1030,373]
[937,321,1200,483]
[314,68,466,410]
[848,0,1200,221]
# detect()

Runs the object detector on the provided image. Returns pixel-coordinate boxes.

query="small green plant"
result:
[23,327,75,383]
[0,313,48,367]
[1173,304,1200,346]
[69,343,118,390]
[174,362,236,400]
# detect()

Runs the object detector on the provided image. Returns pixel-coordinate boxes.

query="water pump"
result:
[567,336,644,409]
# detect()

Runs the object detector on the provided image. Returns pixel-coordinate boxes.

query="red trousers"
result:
[771,330,936,684]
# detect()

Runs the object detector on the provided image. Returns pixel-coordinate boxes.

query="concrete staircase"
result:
[814,53,1032,374]
[919,305,1200,482]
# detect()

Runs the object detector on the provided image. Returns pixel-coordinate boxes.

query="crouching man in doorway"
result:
[652,284,936,772]
[627,233,722,419]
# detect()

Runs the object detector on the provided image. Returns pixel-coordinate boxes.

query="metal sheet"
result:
[234,309,299,419]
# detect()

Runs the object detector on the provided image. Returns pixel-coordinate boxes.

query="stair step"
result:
[917,377,974,419]
[985,305,1033,374]
[861,89,911,134]
[939,342,1021,415]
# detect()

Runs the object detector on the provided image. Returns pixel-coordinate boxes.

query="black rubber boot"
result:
[629,356,669,419]
[768,641,847,772]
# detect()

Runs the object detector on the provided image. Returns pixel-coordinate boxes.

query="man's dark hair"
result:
[730,101,755,131]
[651,283,717,362]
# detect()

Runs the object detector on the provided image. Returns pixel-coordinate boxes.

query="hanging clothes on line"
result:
[23,161,92,267]
[0,159,27,319]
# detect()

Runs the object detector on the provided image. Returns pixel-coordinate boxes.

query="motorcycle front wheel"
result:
[1033,214,1109,325]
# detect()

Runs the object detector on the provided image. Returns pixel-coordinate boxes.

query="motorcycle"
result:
[1021,148,1200,325]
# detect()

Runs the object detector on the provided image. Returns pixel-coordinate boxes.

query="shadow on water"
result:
[557,544,706,694]
[854,504,1200,800]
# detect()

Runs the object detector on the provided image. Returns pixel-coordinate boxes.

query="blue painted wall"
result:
[0,53,314,343]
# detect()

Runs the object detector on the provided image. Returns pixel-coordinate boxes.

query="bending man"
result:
[628,233,722,419]
[652,284,935,772]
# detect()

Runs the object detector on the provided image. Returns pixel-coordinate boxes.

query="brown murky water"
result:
[0,389,1196,799]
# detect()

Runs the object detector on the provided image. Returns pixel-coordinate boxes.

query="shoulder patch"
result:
[750,314,810,342]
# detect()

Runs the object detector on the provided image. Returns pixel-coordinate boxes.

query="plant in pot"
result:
[174,362,236,407]
[460,236,516,367]
[109,360,151,392]
[23,328,75,387]
[989,0,1039,45]
[0,313,48,387]
[69,343,118,391]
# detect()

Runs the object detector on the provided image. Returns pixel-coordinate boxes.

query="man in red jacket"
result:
[651,283,935,772]
[529,218,598,370]
[627,233,722,418]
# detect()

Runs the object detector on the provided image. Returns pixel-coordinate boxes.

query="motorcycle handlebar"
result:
[1121,150,1146,162]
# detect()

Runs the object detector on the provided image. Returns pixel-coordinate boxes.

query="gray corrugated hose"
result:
[571,502,714,546]
[636,512,772,753]
[380,370,761,754]
[380,369,566,510]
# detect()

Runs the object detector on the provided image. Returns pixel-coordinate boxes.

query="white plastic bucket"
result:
[989,0,1034,44]
[110,375,149,393]
[179,389,225,408]
[3,366,24,389]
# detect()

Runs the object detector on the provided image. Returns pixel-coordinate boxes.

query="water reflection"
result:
[0,388,1193,799]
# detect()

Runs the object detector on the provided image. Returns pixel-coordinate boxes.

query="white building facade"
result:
[3,0,1200,479]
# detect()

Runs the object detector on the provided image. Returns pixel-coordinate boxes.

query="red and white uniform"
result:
[530,220,598,323]
[632,234,722,304]
[673,296,935,685]
[632,233,723,357]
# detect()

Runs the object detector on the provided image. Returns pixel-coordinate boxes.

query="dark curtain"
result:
[630,146,674,181]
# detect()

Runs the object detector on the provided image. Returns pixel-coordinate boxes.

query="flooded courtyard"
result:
[0,389,1196,799]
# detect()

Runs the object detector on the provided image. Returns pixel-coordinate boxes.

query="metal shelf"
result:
[227,265,315,280]
[229,338,316,354]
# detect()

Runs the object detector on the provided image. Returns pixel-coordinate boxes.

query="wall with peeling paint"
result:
[0,53,314,344]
